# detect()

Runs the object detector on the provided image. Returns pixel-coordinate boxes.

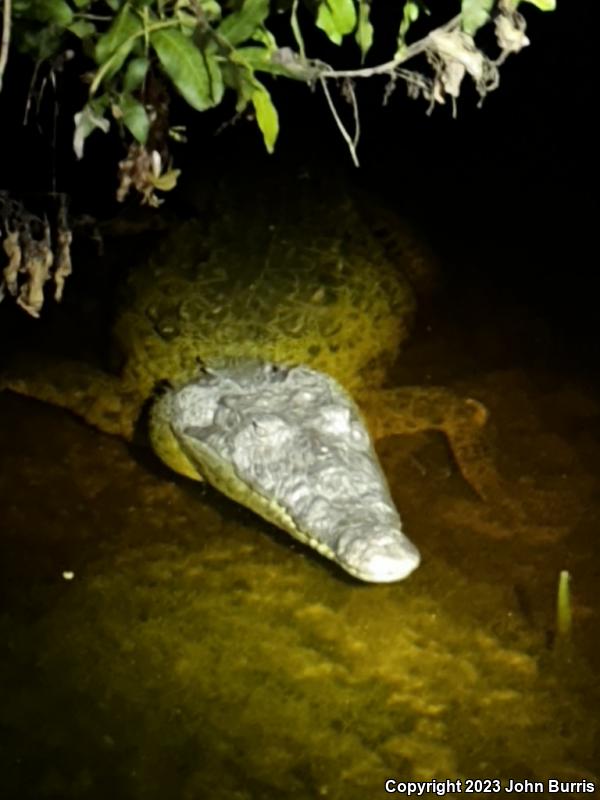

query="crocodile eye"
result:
[195,356,209,375]
[264,362,287,382]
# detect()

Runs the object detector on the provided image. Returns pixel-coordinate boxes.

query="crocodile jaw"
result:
[151,362,421,583]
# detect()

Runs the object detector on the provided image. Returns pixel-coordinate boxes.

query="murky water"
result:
[1,203,599,799]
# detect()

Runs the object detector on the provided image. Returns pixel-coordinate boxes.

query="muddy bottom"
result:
[1,263,599,799]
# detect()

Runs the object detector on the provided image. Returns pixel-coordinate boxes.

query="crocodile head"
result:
[150,362,421,583]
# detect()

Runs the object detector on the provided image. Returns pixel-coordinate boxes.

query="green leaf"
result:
[175,10,200,30]
[151,169,181,191]
[97,39,139,88]
[228,68,254,112]
[250,25,277,50]
[396,0,419,56]
[199,0,222,21]
[316,0,357,46]
[355,0,373,61]
[231,45,269,66]
[67,19,96,39]
[30,0,74,25]
[461,0,494,35]
[520,0,556,9]
[151,28,224,111]
[16,26,64,59]
[217,0,270,46]
[251,82,279,153]
[231,46,301,79]
[95,3,140,65]
[123,56,149,91]
[119,94,150,143]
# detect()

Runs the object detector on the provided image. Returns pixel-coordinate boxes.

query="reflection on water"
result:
[1,228,599,800]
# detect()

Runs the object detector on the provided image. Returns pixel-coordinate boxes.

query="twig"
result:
[0,0,12,94]
[290,0,305,62]
[23,60,41,124]
[345,78,360,150]
[319,76,359,168]
[316,14,461,82]
[74,13,113,21]
[313,13,460,167]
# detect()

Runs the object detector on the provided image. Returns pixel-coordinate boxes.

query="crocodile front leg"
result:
[1,358,142,440]
[356,385,508,504]
[358,385,576,543]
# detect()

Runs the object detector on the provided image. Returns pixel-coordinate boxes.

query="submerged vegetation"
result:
[556,569,572,642]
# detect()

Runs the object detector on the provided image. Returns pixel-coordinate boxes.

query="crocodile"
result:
[1,171,499,582]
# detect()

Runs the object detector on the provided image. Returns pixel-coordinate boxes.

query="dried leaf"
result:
[73,104,110,159]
